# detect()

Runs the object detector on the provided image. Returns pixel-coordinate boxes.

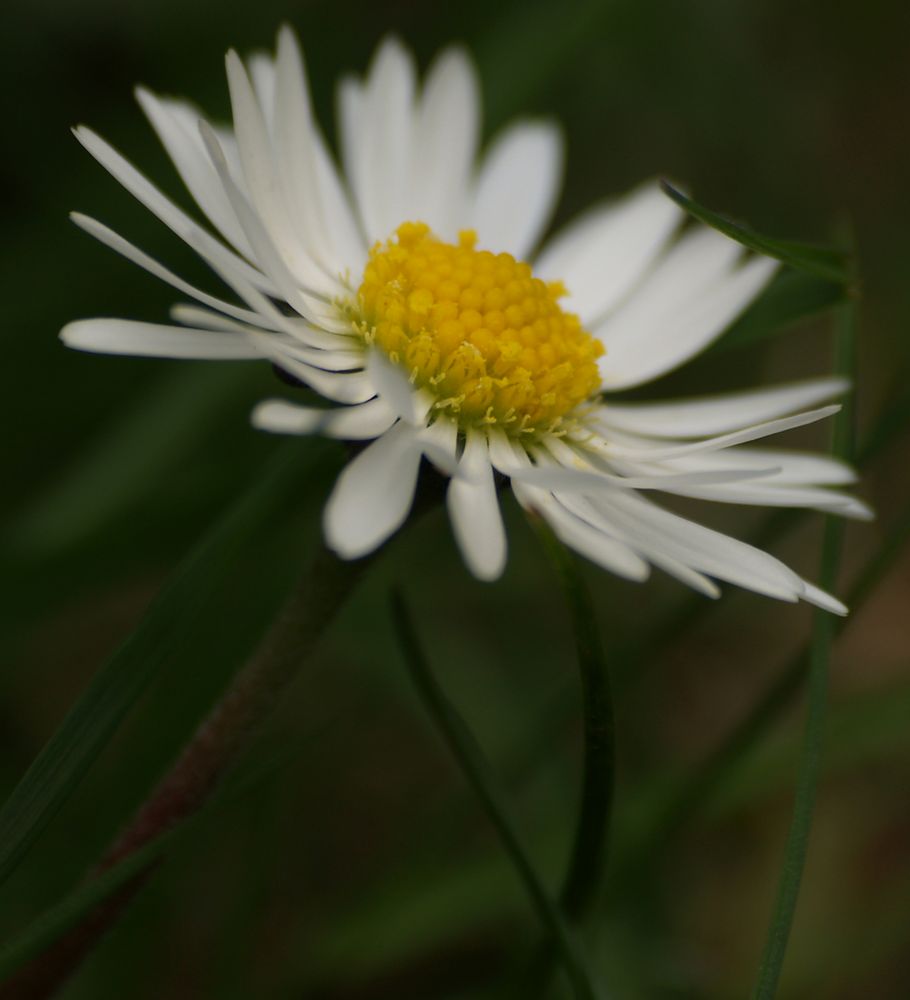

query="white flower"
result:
[62,28,870,613]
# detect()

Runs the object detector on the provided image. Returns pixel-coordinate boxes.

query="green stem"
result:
[750,292,857,1000]
[533,523,614,924]
[391,592,601,1000]
[0,546,367,1000]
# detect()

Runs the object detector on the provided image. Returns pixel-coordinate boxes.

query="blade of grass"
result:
[661,182,849,283]
[0,438,337,887]
[750,289,856,1000]
[390,591,601,1000]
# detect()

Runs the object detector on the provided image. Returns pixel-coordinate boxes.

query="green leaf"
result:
[390,591,602,1000]
[751,293,856,1000]
[715,268,847,353]
[0,438,337,887]
[661,181,850,283]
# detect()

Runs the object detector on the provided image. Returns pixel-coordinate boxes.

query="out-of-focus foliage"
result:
[1,1,909,998]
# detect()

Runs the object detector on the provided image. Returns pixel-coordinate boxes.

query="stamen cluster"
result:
[356,222,604,434]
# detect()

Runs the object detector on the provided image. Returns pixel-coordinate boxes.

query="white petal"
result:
[348,37,417,243]
[274,26,364,276]
[596,491,806,602]
[535,181,682,325]
[597,378,850,439]
[416,417,460,476]
[486,426,532,475]
[551,490,717,595]
[323,421,423,558]
[248,51,277,130]
[603,224,744,333]
[512,463,776,493]
[643,446,858,486]
[224,53,297,256]
[71,213,279,331]
[73,126,277,296]
[447,429,507,580]
[594,405,842,462]
[660,481,873,519]
[225,48,341,301]
[614,260,781,388]
[61,319,261,359]
[170,304,258,332]
[311,128,368,278]
[135,88,253,256]
[177,221,352,352]
[255,340,377,404]
[367,350,429,424]
[251,396,396,439]
[276,341,366,372]
[412,47,480,240]
[512,482,651,582]
[337,74,366,234]
[800,583,848,616]
[591,222,777,390]
[470,120,563,259]
[524,439,777,491]
[199,120,343,335]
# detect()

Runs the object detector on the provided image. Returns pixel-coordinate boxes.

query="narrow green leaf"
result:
[751,292,856,1000]
[390,591,601,1000]
[0,438,336,887]
[661,181,849,283]
[715,269,847,353]
[532,521,614,925]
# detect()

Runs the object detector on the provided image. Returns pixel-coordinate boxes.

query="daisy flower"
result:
[62,28,870,612]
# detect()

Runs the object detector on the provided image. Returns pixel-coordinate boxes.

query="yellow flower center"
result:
[354,222,604,436]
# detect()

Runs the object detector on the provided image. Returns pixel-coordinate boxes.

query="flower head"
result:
[62,28,870,611]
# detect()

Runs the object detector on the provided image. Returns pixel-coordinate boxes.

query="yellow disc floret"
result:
[354,222,604,436]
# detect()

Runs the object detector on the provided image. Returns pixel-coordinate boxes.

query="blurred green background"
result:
[2,0,909,997]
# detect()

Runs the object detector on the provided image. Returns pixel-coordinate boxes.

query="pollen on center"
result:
[354,222,604,435]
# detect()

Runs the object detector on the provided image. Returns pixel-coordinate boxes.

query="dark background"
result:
[2,1,909,997]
